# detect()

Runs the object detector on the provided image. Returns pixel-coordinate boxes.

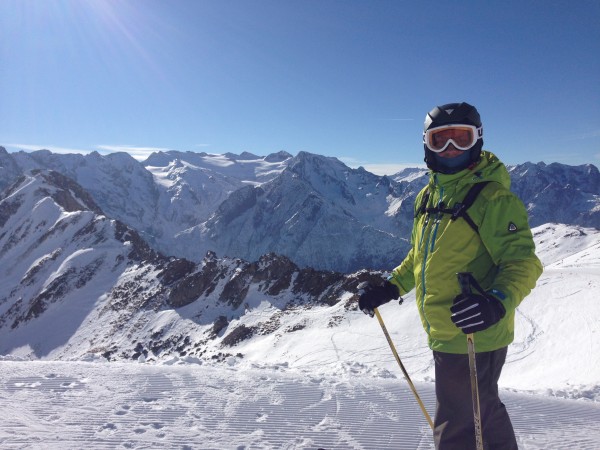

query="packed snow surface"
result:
[1,360,599,449]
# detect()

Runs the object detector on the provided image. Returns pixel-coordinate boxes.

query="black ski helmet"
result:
[423,102,483,174]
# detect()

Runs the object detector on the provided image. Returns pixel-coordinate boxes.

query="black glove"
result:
[358,280,401,317]
[450,292,506,334]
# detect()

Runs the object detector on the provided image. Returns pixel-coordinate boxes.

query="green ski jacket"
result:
[389,151,543,354]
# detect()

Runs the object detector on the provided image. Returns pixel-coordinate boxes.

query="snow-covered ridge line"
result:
[1,146,598,272]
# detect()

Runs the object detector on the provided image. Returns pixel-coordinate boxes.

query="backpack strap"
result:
[415,181,492,235]
[449,181,491,234]
[415,188,430,218]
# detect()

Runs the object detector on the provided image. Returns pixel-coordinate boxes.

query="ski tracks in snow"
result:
[1,360,600,449]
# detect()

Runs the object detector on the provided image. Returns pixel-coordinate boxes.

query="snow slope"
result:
[0,223,599,448]
[1,360,599,449]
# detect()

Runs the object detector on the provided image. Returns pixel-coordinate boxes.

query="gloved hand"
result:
[450,292,506,334]
[357,280,401,317]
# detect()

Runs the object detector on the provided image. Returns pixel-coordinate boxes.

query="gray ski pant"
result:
[433,347,518,450]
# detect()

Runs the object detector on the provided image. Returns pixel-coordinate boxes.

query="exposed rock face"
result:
[211,315,229,338]
[165,250,366,311]
[32,169,103,214]
[253,253,297,296]
[167,253,225,308]
[222,324,255,347]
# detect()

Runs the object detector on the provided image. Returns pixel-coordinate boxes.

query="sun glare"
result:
[10,0,169,80]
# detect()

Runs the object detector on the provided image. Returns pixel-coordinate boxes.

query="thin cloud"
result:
[338,156,363,166]
[339,156,425,175]
[4,143,93,155]
[3,143,171,161]
[361,163,426,176]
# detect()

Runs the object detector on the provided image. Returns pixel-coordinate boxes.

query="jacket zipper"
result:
[419,178,444,335]
[430,186,445,253]
[419,181,443,335]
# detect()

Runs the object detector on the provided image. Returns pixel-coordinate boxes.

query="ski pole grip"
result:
[457,272,473,296]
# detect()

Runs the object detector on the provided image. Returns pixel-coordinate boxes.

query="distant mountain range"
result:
[1,146,599,363]
[2,146,598,273]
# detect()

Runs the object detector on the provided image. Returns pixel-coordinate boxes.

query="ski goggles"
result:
[423,124,483,153]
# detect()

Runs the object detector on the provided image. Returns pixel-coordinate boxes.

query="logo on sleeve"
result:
[490,289,506,300]
[508,222,518,232]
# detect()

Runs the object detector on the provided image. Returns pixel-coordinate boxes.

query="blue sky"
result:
[1,0,599,174]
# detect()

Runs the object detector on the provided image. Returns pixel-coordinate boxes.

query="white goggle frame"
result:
[423,124,483,153]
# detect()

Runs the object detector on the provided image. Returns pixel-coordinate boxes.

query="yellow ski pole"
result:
[374,307,434,430]
[457,272,484,450]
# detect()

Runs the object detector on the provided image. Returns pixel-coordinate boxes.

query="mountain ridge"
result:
[1,145,599,273]
[0,169,382,361]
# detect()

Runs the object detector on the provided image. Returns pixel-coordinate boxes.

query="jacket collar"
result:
[427,150,509,190]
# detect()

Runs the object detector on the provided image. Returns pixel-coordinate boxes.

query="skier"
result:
[358,102,543,449]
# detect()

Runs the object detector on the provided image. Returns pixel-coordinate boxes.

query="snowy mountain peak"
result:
[289,151,348,176]
[265,150,293,162]
[225,151,260,160]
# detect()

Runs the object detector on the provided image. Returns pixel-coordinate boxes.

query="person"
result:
[358,102,543,450]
